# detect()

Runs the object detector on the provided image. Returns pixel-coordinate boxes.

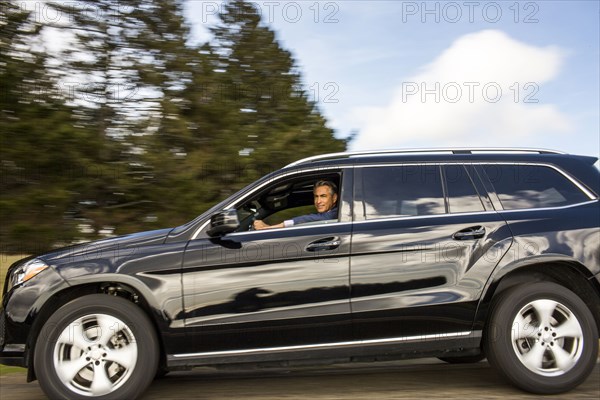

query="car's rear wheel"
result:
[484,281,598,394]
[34,294,158,400]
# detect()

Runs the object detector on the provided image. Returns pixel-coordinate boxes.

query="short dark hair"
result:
[314,180,338,196]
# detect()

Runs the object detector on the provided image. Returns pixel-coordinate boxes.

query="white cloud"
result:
[350,30,571,150]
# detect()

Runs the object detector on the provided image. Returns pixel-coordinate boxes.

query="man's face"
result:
[314,186,337,213]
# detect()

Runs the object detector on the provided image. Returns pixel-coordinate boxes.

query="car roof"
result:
[284,148,597,169]
[280,149,599,196]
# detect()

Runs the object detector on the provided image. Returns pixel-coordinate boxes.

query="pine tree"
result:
[0,2,103,252]
[43,0,197,232]
[143,0,350,222]
[208,0,347,184]
[127,0,215,226]
[1,0,350,249]
[41,0,144,234]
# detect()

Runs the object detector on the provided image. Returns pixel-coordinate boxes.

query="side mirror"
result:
[207,209,240,237]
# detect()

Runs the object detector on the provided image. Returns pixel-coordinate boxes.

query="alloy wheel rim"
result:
[511,299,584,377]
[53,313,138,397]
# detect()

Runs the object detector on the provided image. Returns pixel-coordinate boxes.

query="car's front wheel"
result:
[34,294,158,400]
[484,281,598,394]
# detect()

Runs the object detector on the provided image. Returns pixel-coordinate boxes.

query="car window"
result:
[444,165,486,213]
[482,164,590,210]
[361,165,445,219]
[233,172,342,231]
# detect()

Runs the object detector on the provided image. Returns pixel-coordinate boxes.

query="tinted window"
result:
[483,164,589,210]
[362,165,445,219]
[444,165,486,213]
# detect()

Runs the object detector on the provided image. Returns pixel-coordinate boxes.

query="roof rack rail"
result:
[286,148,566,168]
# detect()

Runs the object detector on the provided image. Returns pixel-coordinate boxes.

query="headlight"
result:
[12,259,49,287]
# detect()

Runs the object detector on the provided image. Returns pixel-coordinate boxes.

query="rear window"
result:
[482,164,590,210]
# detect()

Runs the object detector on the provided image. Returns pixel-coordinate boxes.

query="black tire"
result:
[484,282,598,394]
[34,294,159,400]
[438,354,485,364]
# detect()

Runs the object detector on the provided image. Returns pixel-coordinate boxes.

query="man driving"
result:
[253,180,338,230]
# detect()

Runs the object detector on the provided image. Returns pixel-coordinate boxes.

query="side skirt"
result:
[167,330,482,368]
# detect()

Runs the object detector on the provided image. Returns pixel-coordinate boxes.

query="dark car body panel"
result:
[181,223,353,352]
[350,213,513,339]
[39,227,174,269]
[2,151,599,375]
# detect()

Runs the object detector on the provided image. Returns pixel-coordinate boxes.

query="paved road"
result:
[1,359,598,399]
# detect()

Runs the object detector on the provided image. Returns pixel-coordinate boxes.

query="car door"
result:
[350,163,512,341]
[180,169,353,354]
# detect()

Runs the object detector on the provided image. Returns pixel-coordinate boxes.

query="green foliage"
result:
[1,3,86,253]
[1,0,348,252]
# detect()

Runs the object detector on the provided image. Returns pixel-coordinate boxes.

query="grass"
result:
[0,364,26,375]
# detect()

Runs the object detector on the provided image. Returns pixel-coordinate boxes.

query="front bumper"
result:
[0,307,27,367]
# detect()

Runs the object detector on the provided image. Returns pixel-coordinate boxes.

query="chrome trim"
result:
[172,331,473,359]
[352,210,498,225]
[286,148,566,167]
[496,199,598,214]
[224,221,353,237]
[353,200,598,225]
[191,161,595,240]
[191,220,211,240]
[354,162,597,201]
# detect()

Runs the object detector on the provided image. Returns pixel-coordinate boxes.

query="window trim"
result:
[191,166,352,240]
[352,209,499,225]
[223,221,354,237]
[193,162,596,238]
[354,162,597,221]
[354,162,595,201]
[494,199,598,214]
[351,200,597,226]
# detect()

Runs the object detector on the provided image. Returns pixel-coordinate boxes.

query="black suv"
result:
[2,148,599,399]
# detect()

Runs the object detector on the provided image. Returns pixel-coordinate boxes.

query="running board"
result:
[167,331,482,368]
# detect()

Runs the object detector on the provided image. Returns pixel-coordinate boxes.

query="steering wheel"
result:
[246,207,259,231]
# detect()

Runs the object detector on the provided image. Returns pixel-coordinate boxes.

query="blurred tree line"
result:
[0,0,348,253]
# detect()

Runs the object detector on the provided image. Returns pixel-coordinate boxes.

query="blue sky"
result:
[188,1,600,156]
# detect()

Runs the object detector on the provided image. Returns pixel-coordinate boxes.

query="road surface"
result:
[1,359,598,399]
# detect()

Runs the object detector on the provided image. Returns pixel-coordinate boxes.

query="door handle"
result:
[306,237,341,251]
[453,226,486,240]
